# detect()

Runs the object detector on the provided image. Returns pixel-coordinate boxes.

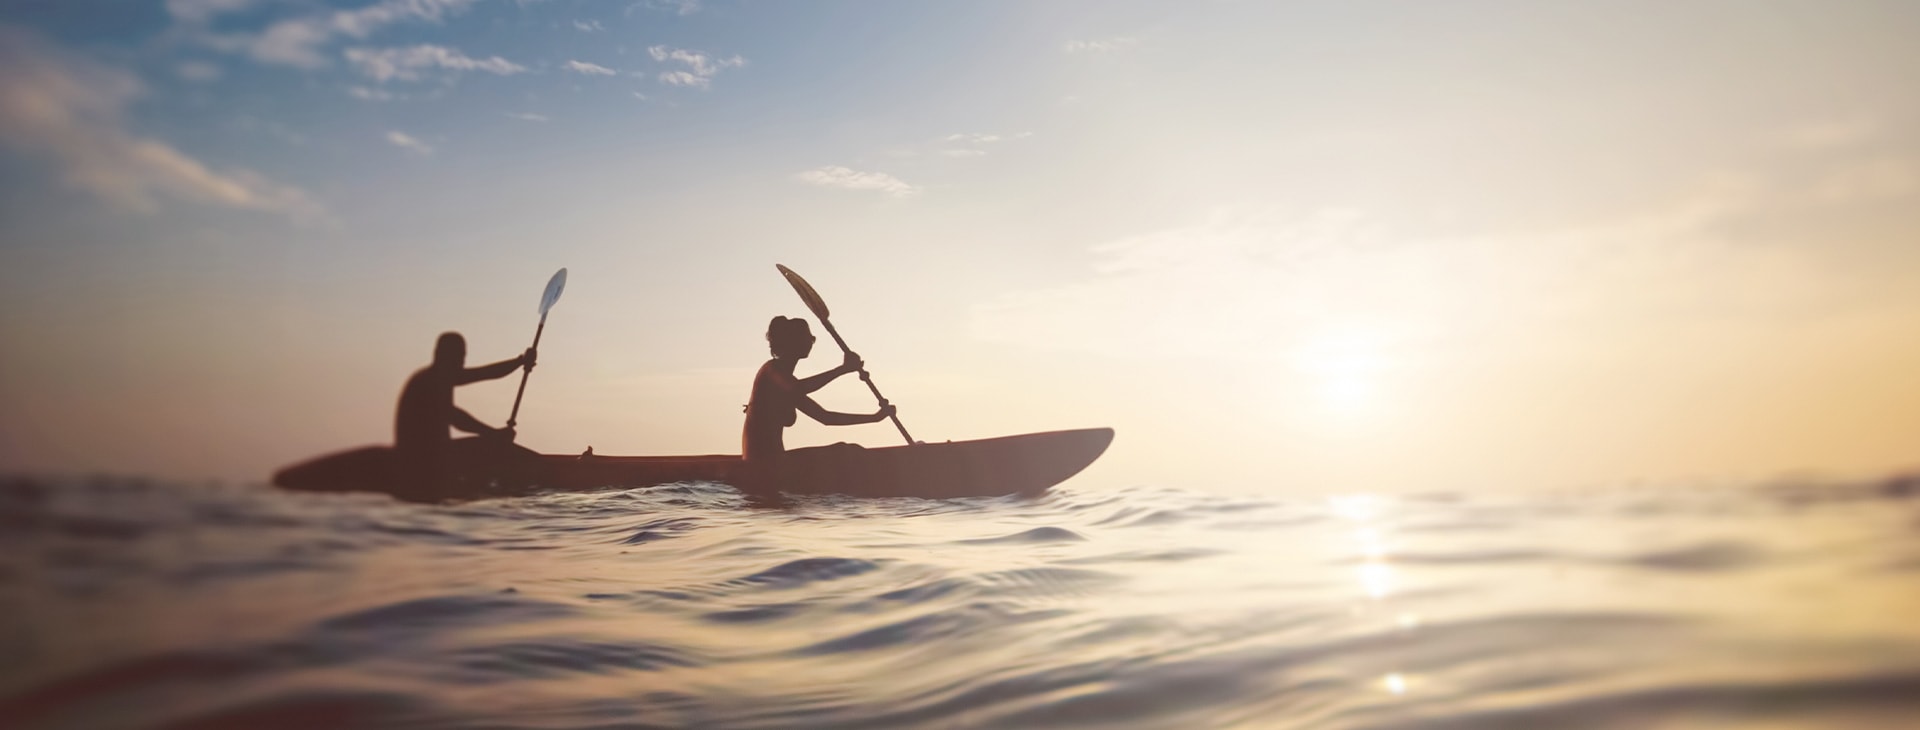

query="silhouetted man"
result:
[395,332,535,489]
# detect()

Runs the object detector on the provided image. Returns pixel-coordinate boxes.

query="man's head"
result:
[433,331,467,369]
[766,316,815,359]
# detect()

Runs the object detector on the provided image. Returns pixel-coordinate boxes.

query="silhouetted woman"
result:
[743,316,895,463]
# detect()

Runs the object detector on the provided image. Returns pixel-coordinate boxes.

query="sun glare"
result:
[1294,329,1391,418]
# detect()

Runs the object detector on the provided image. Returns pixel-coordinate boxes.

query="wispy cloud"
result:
[175,60,223,82]
[344,45,525,82]
[573,19,604,32]
[971,167,1892,364]
[346,85,399,101]
[1064,37,1138,54]
[0,27,322,220]
[657,70,704,87]
[564,60,617,76]
[248,0,481,68]
[794,166,918,198]
[1812,159,1913,203]
[165,0,254,23]
[504,111,549,122]
[945,133,1002,144]
[631,0,701,17]
[931,131,1030,158]
[1780,116,1879,150]
[648,45,744,89]
[386,130,433,155]
[231,115,307,147]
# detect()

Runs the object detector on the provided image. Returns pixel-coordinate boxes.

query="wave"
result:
[3,475,1919,729]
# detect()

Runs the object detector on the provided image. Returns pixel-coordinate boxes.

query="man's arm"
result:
[448,406,500,436]
[457,348,534,385]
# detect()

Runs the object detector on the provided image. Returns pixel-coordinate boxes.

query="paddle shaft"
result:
[505,313,546,429]
[817,317,913,444]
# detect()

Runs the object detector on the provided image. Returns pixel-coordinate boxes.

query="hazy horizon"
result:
[3,0,1918,493]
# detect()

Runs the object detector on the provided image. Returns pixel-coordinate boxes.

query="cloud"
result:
[247,0,480,68]
[657,70,706,88]
[1781,116,1879,150]
[346,85,399,101]
[925,131,1035,158]
[385,130,433,155]
[504,111,548,122]
[936,131,1026,158]
[250,21,334,67]
[231,115,307,146]
[573,19,604,32]
[564,60,617,76]
[945,133,1002,144]
[968,173,1866,365]
[630,0,701,17]
[0,27,322,220]
[344,44,525,82]
[1812,159,1914,203]
[165,0,254,23]
[1064,37,1138,53]
[794,166,918,198]
[175,60,223,81]
[647,45,744,89]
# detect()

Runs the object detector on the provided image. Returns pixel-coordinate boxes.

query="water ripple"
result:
[958,526,1087,544]
[5,476,1919,729]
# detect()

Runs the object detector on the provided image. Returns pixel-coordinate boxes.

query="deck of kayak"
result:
[273,428,1114,503]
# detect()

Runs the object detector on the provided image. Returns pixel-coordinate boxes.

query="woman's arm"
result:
[793,352,863,393]
[796,397,895,426]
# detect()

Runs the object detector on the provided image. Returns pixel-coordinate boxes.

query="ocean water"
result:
[3,475,1919,729]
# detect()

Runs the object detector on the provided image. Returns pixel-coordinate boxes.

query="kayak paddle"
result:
[507,268,567,431]
[775,264,914,444]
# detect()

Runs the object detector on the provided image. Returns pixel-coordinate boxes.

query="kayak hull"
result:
[271,428,1113,502]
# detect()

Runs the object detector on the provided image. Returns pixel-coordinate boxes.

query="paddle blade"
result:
[538,268,568,315]
[775,264,830,320]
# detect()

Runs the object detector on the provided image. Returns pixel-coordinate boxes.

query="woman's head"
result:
[766,316,815,359]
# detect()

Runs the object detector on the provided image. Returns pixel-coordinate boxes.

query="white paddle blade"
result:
[539,268,567,315]
[776,264,830,320]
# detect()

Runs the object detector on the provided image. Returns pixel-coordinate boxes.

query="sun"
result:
[1292,328,1391,418]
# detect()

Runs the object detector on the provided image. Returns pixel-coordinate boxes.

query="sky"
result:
[1,0,1917,494]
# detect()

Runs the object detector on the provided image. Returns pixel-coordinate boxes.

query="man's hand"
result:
[522,347,538,372]
[841,351,864,373]
[493,426,517,442]
[875,403,896,420]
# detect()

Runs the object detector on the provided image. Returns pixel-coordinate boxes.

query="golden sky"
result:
[1,1,1916,492]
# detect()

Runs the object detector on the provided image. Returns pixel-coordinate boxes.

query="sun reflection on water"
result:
[1356,560,1396,599]
[1328,494,1384,523]
[1382,672,1409,695]
[1332,494,1419,701]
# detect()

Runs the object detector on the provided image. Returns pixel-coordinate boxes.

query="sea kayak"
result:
[272,428,1114,502]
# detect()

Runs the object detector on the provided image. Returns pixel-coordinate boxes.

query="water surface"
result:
[3,475,1918,729]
